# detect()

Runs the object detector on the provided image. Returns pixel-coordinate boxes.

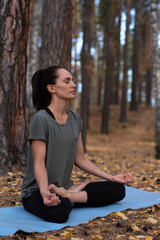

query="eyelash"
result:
[65,80,74,83]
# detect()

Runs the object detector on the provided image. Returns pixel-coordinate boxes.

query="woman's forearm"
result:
[75,156,133,184]
[34,161,49,195]
[75,157,113,181]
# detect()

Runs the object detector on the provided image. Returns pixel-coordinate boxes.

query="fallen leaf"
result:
[129,236,138,240]
[71,238,84,240]
[146,217,158,224]
[115,212,128,220]
[60,231,72,238]
[47,236,61,240]
[132,223,140,231]
[152,230,160,234]
[91,234,103,239]
[116,235,126,239]
[135,236,145,239]
[145,237,153,240]
[100,229,108,233]
[34,235,46,239]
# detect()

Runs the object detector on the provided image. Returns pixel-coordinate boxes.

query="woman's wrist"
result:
[40,185,49,197]
[105,173,114,181]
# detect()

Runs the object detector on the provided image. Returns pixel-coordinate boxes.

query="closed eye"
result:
[64,77,74,83]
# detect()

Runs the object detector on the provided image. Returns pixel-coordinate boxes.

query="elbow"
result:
[74,158,81,168]
[74,160,78,167]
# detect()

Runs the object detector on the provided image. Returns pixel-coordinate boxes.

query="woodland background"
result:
[0,0,160,239]
[0,0,160,173]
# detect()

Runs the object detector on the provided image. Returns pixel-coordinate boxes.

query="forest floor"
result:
[0,105,160,240]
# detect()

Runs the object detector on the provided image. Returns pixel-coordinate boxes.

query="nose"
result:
[72,81,76,88]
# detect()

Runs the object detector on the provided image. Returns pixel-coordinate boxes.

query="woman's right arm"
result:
[31,140,60,206]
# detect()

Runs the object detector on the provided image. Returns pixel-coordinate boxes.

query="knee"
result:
[116,184,125,201]
[47,199,72,223]
[47,209,70,223]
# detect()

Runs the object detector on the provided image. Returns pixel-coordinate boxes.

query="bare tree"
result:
[150,0,160,158]
[120,0,132,122]
[0,0,30,175]
[113,0,123,105]
[100,0,117,134]
[130,0,142,111]
[143,3,152,106]
[26,0,43,116]
[40,0,72,70]
[81,0,95,150]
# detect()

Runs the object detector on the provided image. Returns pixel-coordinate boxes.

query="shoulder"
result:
[67,109,81,121]
[67,109,83,133]
[31,110,49,122]
[28,110,49,140]
[30,110,50,128]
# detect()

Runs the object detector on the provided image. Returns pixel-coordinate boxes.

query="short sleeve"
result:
[78,115,83,133]
[72,111,83,133]
[28,115,47,142]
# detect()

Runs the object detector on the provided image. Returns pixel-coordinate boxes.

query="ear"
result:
[47,84,56,94]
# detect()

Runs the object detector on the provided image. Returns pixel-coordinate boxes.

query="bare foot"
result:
[68,182,89,193]
[49,184,68,198]
[48,184,88,205]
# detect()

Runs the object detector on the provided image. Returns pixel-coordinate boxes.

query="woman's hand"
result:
[111,173,133,184]
[41,189,61,207]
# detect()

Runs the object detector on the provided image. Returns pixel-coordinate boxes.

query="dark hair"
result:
[32,66,63,111]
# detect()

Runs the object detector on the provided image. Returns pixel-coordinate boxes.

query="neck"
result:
[47,99,68,116]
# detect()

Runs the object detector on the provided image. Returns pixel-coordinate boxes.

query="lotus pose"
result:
[21,66,132,223]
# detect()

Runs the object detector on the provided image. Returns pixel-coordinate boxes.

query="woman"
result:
[21,66,132,223]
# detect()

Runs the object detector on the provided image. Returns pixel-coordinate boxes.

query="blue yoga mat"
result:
[1,186,160,237]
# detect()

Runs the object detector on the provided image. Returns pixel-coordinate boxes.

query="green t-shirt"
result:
[21,109,82,198]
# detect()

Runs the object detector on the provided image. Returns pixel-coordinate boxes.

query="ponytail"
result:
[31,66,62,111]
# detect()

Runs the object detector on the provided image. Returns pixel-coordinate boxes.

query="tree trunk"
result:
[97,37,104,106]
[40,0,72,71]
[150,0,160,159]
[0,0,30,175]
[144,9,152,106]
[101,0,116,134]
[81,0,94,150]
[120,0,131,122]
[97,60,104,106]
[113,0,122,105]
[26,0,43,117]
[130,0,142,111]
[101,35,113,133]
[72,0,80,112]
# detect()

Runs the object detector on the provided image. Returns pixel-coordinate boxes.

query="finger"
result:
[127,172,133,179]
[45,197,61,207]
[125,174,132,182]
[51,196,61,206]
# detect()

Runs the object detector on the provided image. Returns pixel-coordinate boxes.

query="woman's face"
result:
[53,68,76,100]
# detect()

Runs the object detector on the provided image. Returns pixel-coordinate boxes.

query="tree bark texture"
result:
[26,0,43,116]
[81,0,95,150]
[40,0,72,71]
[97,32,105,106]
[144,9,152,106]
[113,0,122,105]
[120,0,131,122]
[0,0,29,175]
[101,0,117,134]
[130,0,142,111]
[150,0,160,159]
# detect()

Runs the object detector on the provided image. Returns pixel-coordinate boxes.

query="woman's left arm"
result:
[75,133,132,184]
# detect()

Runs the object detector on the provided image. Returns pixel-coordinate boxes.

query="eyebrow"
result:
[64,77,74,81]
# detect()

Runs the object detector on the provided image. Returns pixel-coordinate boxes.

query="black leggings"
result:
[22,181,125,223]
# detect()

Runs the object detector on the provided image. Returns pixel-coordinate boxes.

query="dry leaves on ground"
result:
[0,106,160,240]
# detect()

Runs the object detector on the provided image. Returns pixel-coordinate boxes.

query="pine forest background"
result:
[0,0,160,175]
